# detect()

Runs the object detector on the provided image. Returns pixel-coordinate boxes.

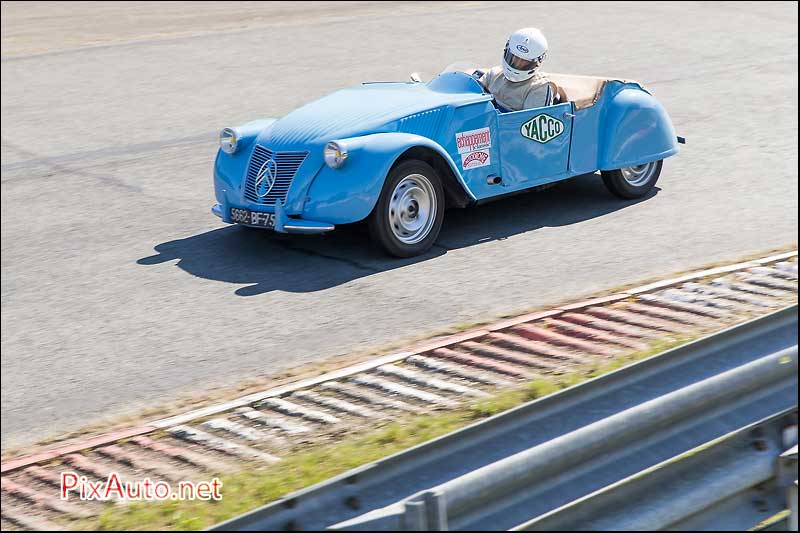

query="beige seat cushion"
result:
[545,73,644,110]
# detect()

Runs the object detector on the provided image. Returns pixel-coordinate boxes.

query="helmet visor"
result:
[504,46,542,72]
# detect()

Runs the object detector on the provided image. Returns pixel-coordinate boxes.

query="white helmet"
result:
[502,28,548,82]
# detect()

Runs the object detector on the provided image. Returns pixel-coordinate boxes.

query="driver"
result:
[478,28,555,112]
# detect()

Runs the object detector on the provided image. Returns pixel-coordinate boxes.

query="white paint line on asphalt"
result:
[202,418,272,443]
[320,382,420,412]
[638,294,729,319]
[350,375,460,408]
[713,278,788,298]
[661,288,738,310]
[291,390,378,418]
[234,407,312,434]
[376,365,489,398]
[741,274,798,292]
[755,251,798,264]
[623,261,761,295]
[152,351,414,428]
[168,426,279,463]
[405,355,514,387]
[748,266,798,281]
[255,398,340,425]
[775,262,798,276]
[682,282,772,307]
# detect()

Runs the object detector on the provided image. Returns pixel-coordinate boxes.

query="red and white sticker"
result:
[461,150,491,170]
[455,127,491,154]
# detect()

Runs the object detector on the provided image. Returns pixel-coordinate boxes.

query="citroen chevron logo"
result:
[255,158,278,198]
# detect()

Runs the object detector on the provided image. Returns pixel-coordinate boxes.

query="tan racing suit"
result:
[478,66,553,112]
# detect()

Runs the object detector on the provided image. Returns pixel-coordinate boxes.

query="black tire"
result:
[601,159,663,199]
[368,160,445,258]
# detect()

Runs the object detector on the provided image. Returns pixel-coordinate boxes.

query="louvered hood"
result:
[257,81,489,149]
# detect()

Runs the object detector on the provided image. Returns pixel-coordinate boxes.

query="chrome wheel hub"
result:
[388,174,436,245]
[620,161,657,187]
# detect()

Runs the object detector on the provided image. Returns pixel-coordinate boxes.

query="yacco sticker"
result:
[456,127,491,154]
[520,114,564,144]
[461,150,491,170]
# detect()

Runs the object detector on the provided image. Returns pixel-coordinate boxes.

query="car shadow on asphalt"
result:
[137,174,659,296]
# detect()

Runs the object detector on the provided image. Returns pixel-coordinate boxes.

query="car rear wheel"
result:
[368,160,444,257]
[601,159,663,199]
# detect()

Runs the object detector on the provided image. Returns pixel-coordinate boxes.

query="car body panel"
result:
[302,132,468,224]
[598,82,679,169]
[495,101,574,191]
[212,72,679,232]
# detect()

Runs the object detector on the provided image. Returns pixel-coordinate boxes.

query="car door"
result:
[496,102,574,189]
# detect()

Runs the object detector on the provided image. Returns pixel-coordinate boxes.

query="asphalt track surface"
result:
[1,1,797,449]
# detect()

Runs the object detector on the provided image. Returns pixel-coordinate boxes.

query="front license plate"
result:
[230,207,275,228]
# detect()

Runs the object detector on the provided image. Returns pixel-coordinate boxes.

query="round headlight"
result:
[219,127,239,154]
[324,141,348,169]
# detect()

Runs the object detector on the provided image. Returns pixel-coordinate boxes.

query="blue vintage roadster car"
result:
[212,66,681,257]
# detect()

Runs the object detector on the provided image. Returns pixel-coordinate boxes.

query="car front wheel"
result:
[601,159,663,199]
[368,160,445,258]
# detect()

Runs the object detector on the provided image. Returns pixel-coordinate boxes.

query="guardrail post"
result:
[403,500,427,530]
[780,445,798,531]
[403,490,447,530]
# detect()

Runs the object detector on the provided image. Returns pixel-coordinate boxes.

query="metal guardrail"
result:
[211,306,799,531]
[513,413,797,531]
[332,350,798,531]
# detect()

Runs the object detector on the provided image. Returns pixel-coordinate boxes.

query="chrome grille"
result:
[243,145,309,205]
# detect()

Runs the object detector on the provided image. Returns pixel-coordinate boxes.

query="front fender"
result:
[302,133,471,224]
[214,118,278,200]
[599,84,679,170]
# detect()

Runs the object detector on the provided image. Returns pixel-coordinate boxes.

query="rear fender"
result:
[599,83,679,170]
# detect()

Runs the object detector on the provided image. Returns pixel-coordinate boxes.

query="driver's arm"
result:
[548,81,563,105]
[476,67,499,92]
